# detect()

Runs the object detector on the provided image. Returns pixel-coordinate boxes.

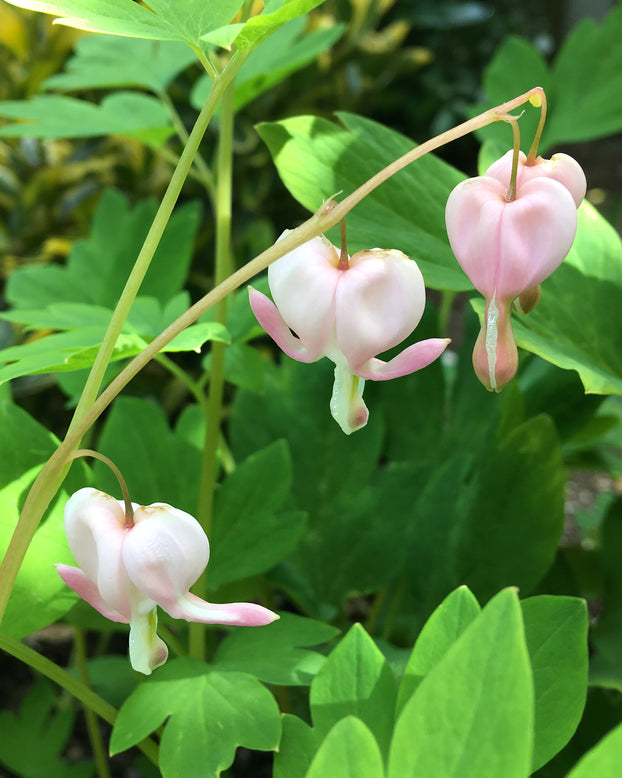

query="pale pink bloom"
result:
[249,233,449,433]
[486,149,586,208]
[445,173,578,391]
[56,488,278,674]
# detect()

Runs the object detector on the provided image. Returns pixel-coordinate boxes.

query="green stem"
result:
[189,80,236,661]
[73,628,112,778]
[438,291,456,339]
[0,86,545,623]
[154,352,206,407]
[526,89,547,164]
[0,630,160,766]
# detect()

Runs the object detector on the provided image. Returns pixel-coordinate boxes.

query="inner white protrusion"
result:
[485,296,499,391]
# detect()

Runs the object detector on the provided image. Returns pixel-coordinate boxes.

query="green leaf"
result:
[0,92,173,144]
[310,624,396,761]
[94,397,203,514]
[144,0,243,48]
[396,586,481,715]
[470,7,622,151]
[0,679,92,778]
[0,402,88,638]
[191,17,344,112]
[208,441,304,588]
[230,0,328,52]
[257,112,467,290]
[274,714,322,778]
[3,0,181,40]
[213,612,340,685]
[521,596,588,771]
[305,717,385,778]
[508,203,622,396]
[110,659,281,778]
[44,34,197,94]
[387,589,534,778]
[564,722,622,778]
[7,190,200,309]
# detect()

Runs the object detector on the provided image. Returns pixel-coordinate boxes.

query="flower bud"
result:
[250,233,449,433]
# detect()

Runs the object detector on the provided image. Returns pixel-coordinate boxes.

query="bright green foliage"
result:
[564,722,622,778]
[0,92,173,143]
[191,17,345,112]
[388,589,533,778]
[0,679,92,778]
[521,596,588,770]
[305,717,385,778]
[471,6,622,150]
[110,658,281,778]
[396,586,481,715]
[213,612,339,685]
[310,624,397,761]
[43,34,197,94]
[274,715,322,778]
[258,112,467,290]
[0,402,88,638]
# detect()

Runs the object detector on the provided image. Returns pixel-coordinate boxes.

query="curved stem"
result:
[500,113,521,201]
[0,630,160,766]
[0,86,545,623]
[526,89,547,164]
[65,449,134,525]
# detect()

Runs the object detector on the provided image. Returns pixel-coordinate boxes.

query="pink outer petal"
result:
[355,338,450,381]
[123,503,209,604]
[63,487,133,618]
[55,564,130,623]
[162,592,279,626]
[335,249,426,369]
[486,150,586,208]
[249,287,317,362]
[496,177,577,298]
[268,234,339,357]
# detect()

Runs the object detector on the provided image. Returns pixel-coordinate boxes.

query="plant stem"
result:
[189,79,236,661]
[0,86,545,623]
[73,627,112,778]
[0,630,160,766]
[526,89,547,163]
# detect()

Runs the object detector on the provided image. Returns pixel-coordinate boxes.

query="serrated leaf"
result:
[192,17,344,112]
[44,34,197,94]
[213,612,339,685]
[388,589,533,778]
[110,659,281,778]
[305,717,385,778]
[7,190,200,309]
[310,624,396,761]
[257,112,467,290]
[208,441,304,588]
[0,92,173,144]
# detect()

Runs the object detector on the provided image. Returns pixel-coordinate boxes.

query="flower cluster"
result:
[445,150,586,391]
[56,488,278,674]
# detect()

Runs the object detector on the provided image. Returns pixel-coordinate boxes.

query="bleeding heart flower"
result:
[249,233,449,433]
[445,171,578,391]
[56,488,278,675]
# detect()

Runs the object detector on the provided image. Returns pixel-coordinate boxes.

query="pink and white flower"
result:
[249,233,449,434]
[56,488,278,674]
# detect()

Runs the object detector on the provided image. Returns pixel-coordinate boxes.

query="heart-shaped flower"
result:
[249,233,449,433]
[56,488,278,674]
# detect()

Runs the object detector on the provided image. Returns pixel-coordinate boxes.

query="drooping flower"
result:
[445,169,579,391]
[249,233,449,434]
[56,488,278,675]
